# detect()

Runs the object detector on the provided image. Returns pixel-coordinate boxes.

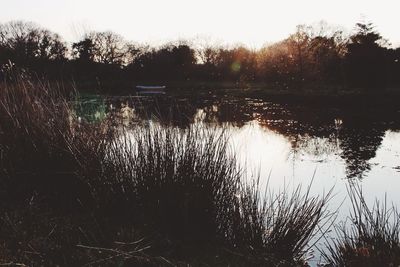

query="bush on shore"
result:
[0,76,345,266]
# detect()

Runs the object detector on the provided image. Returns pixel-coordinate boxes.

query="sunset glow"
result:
[1,0,399,47]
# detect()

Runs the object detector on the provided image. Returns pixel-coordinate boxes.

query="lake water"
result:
[77,93,400,263]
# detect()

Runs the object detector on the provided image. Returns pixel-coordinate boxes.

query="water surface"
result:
[77,93,400,262]
[77,93,400,202]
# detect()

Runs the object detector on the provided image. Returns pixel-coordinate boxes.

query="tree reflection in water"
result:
[86,94,400,180]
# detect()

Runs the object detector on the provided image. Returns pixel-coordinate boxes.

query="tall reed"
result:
[0,75,336,265]
[0,73,115,209]
[322,186,400,266]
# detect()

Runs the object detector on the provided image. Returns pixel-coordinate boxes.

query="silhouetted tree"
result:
[127,42,196,81]
[0,21,67,80]
[171,44,196,79]
[258,42,294,87]
[1,20,399,91]
[385,47,400,86]
[286,25,311,87]
[195,46,218,80]
[345,21,387,90]
[124,43,142,66]
[72,38,96,62]
[91,31,127,65]
[73,31,127,66]
[198,46,219,66]
[0,21,67,64]
[36,30,67,61]
[307,32,346,85]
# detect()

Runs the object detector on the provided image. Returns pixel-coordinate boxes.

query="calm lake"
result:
[77,92,400,262]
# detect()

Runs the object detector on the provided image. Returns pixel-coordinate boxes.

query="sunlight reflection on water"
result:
[78,94,400,265]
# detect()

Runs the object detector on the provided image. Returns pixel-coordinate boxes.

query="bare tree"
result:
[285,25,312,84]
[0,21,67,62]
[91,31,127,65]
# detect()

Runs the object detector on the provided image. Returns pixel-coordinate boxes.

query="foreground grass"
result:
[0,76,331,266]
[1,76,399,266]
[322,186,400,267]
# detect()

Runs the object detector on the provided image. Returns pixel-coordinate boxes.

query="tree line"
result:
[1,20,399,91]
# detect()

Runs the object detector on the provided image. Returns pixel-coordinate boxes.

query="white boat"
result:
[135,85,166,95]
[136,85,166,90]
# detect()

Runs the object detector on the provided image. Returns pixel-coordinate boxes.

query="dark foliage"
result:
[0,76,334,266]
[1,20,399,91]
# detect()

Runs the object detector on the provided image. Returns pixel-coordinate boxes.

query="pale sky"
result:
[1,0,399,48]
